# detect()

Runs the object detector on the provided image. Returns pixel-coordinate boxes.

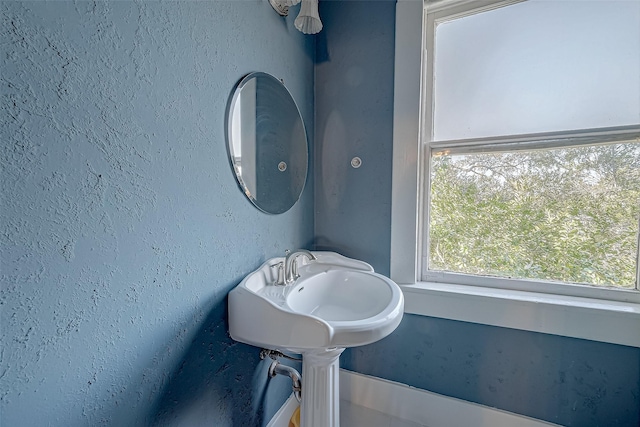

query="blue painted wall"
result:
[1,1,312,425]
[3,1,639,426]
[314,0,394,277]
[344,315,640,426]
[314,1,640,427]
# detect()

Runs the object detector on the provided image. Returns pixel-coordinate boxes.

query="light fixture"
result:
[269,0,323,35]
[294,0,322,34]
[269,0,294,17]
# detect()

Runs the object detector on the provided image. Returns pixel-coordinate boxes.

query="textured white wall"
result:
[1,1,314,425]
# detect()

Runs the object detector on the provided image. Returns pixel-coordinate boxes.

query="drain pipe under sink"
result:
[268,360,302,403]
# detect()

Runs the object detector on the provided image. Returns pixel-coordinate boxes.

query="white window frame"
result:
[390,0,640,348]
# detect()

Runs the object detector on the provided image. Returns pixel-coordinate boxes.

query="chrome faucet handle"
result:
[270,261,285,286]
[284,250,317,284]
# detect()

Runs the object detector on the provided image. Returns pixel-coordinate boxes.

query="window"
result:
[430,0,640,141]
[420,0,640,301]
[429,143,640,290]
[390,0,640,342]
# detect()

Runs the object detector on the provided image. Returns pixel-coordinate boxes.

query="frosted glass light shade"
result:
[295,0,323,34]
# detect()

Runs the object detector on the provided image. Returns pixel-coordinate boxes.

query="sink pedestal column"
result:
[300,348,345,427]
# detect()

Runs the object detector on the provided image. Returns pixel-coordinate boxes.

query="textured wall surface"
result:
[1,1,313,425]
[3,0,639,426]
[343,315,640,427]
[314,0,395,277]
[314,2,640,427]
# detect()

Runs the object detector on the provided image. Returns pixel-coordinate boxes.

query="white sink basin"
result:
[228,251,404,352]
[287,269,392,321]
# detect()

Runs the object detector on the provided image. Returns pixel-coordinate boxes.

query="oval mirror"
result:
[226,72,309,214]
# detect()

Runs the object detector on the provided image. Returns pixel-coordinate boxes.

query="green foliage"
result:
[429,143,640,288]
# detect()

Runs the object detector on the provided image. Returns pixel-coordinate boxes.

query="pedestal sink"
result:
[228,251,404,427]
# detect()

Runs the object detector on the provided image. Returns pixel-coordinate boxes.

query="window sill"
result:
[401,282,640,348]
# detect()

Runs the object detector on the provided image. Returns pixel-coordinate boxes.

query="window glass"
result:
[433,0,640,141]
[429,142,640,288]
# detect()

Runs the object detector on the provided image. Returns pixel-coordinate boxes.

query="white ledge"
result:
[401,282,640,348]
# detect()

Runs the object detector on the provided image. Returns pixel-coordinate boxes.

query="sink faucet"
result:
[284,249,317,285]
